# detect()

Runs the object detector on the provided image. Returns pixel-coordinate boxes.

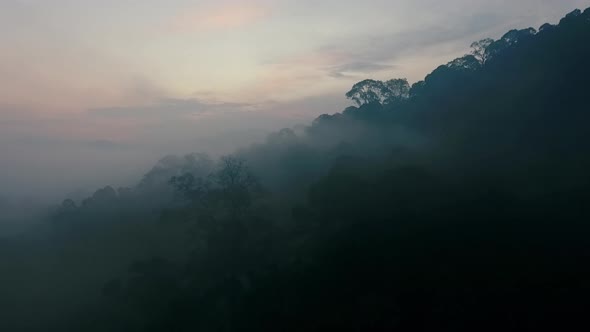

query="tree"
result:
[470,38,494,65]
[485,28,537,59]
[447,55,480,71]
[170,172,212,202]
[346,78,410,106]
[61,199,77,210]
[539,23,556,32]
[500,28,536,45]
[215,156,261,217]
[345,79,385,106]
[410,80,426,98]
[383,78,410,104]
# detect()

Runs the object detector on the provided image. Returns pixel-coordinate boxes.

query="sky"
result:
[1,0,588,200]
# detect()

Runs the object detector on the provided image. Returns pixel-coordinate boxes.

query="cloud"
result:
[328,62,396,78]
[168,4,271,33]
[257,10,521,88]
[319,12,511,67]
[90,98,252,119]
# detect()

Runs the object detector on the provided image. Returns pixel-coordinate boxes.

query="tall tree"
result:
[470,38,494,65]
[383,78,410,104]
[345,79,385,106]
[346,78,410,106]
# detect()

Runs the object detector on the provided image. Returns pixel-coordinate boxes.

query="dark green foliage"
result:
[85,9,590,331]
[5,7,590,332]
[345,78,410,106]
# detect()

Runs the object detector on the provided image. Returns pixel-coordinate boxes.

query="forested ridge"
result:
[2,7,590,332]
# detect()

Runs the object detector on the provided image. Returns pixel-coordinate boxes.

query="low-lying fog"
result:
[0,95,349,234]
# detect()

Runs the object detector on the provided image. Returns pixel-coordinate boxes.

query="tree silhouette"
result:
[345,79,384,106]
[346,78,410,106]
[215,156,260,217]
[383,78,410,104]
[29,7,590,332]
[470,38,494,65]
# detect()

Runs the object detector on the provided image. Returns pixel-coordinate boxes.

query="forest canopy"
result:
[2,7,590,332]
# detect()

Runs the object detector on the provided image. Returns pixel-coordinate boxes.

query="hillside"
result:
[2,7,590,332]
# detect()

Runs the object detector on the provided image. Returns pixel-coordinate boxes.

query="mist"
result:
[2,3,590,332]
[0,95,350,202]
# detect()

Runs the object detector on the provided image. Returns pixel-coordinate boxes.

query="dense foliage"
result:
[2,8,590,332]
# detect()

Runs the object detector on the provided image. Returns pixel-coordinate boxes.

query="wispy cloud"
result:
[248,50,397,99]
[327,62,396,78]
[256,10,519,88]
[90,98,252,119]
